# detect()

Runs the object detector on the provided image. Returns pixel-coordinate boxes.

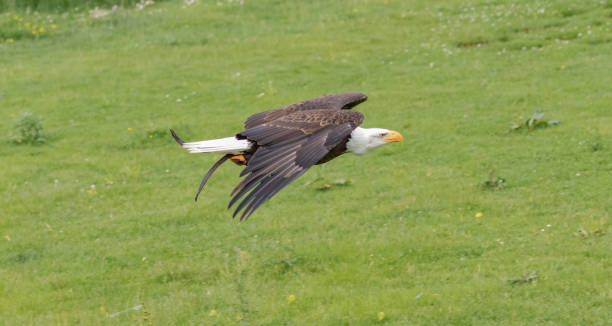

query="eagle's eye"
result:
[379,132,388,138]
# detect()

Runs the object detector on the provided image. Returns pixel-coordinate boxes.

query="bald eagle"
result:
[171,92,402,220]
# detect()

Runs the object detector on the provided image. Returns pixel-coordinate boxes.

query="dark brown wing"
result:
[230,110,364,220]
[244,92,367,129]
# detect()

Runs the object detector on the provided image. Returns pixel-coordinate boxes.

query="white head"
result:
[346,127,403,155]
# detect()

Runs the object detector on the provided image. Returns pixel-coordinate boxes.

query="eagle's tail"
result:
[170,129,251,201]
[170,129,252,154]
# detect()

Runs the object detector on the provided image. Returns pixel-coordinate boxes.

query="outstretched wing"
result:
[244,92,367,129]
[230,109,364,220]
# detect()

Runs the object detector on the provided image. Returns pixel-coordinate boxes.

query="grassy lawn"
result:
[1,0,611,324]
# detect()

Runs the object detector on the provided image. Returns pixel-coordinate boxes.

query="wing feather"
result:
[230,109,364,219]
[242,143,302,174]
[233,162,299,218]
[244,92,367,129]
[230,151,297,200]
[241,167,306,218]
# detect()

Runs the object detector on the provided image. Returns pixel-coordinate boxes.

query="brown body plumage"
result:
[171,92,402,220]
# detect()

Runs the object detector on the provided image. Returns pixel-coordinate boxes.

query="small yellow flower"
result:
[209,310,217,317]
[39,27,45,33]
[25,22,30,28]
[561,65,566,70]
[7,38,14,43]
[51,24,57,29]
[32,30,37,35]
[13,15,19,20]
[378,312,385,320]
[19,17,24,22]
[127,127,133,131]
[4,235,10,241]
[475,212,483,218]
[287,295,296,304]
[148,135,152,139]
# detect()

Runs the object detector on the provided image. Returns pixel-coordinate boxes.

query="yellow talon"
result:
[230,154,246,164]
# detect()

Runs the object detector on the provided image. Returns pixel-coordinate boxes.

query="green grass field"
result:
[1,0,611,324]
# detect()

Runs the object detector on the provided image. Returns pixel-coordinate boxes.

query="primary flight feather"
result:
[171,92,402,220]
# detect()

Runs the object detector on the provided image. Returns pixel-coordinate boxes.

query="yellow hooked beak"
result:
[383,130,403,143]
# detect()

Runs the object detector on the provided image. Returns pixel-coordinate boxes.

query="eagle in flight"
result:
[171,92,402,220]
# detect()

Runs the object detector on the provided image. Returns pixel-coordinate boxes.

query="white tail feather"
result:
[182,136,252,154]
